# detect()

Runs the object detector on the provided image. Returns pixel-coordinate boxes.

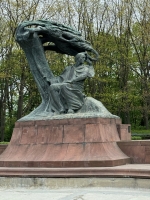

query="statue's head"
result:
[75,52,87,65]
[74,52,93,66]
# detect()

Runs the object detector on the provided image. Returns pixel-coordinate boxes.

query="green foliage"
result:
[131,130,150,140]
[4,116,17,142]
[132,136,142,140]
[1,0,150,142]
[132,129,150,134]
[0,142,9,144]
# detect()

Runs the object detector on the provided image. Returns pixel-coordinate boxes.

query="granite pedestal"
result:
[0,117,130,168]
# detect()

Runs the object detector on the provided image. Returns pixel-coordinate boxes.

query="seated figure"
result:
[46,52,95,114]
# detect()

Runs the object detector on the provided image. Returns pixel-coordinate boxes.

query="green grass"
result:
[0,141,9,144]
[132,129,150,134]
[131,136,142,140]
[131,129,150,140]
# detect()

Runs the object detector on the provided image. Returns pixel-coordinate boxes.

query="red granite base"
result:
[0,145,7,155]
[0,117,130,167]
[118,140,150,164]
[0,164,149,178]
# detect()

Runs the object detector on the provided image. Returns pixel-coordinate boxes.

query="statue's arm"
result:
[70,65,94,83]
[87,65,95,77]
[72,73,88,82]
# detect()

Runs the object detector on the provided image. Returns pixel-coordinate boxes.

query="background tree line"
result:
[0,0,150,141]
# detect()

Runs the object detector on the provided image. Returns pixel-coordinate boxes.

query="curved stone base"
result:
[18,97,119,121]
[0,117,130,167]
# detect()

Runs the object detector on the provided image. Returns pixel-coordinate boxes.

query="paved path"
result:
[0,187,150,200]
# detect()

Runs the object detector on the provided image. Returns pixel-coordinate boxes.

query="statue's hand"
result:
[43,77,51,85]
[86,58,92,65]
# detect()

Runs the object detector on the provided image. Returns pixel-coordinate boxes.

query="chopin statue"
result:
[47,52,94,114]
[15,20,118,120]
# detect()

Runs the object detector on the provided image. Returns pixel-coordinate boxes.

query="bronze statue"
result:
[47,52,95,114]
[15,20,117,120]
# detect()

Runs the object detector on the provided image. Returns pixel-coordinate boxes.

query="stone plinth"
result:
[118,140,150,164]
[0,145,7,155]
[0,117,130,167]
[117,124,131,141]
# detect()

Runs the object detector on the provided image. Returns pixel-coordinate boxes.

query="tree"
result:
[1,0,150,141]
